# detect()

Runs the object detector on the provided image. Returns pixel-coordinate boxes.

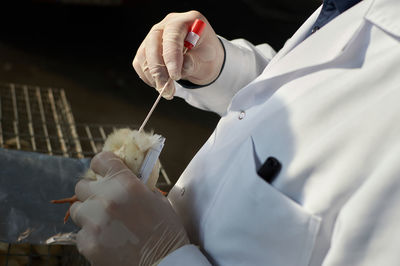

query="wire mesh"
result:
[0,83,82,157]
[0,83,172,265]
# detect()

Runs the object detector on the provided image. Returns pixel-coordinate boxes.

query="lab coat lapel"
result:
[266,6,322,66]
[229,0,373,112]
[263,0,371,78]
[365,0,400,38]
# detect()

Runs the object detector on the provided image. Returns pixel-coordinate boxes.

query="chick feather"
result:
[51,128,163,223]
[84,128,162,189]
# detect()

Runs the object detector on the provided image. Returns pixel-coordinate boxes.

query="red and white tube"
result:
[184,19,206,51]
[139,19,206,133]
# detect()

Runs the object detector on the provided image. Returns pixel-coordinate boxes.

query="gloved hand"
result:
[70,151,189,266]
[132,10,224,99]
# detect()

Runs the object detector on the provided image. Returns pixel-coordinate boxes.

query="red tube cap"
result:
[189,19,206,36]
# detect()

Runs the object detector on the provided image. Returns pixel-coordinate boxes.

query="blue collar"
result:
[332,0,362,13]
[308,0,362,36]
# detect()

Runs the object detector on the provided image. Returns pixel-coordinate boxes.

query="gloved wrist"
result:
[177,37,226,89]
[139,219,190,265]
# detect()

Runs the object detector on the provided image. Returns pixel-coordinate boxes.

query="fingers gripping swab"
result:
[138,19,206,133]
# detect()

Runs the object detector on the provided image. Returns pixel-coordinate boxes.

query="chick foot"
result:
[51,195,78,223]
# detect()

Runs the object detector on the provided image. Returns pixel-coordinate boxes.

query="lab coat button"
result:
[311,26,320,34]
[238,111,246,120]
[180,187,185,196]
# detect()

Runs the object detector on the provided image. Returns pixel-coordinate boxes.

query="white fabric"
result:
[174,37,275,116]
[164,0,400,265]
[158,245,211,266]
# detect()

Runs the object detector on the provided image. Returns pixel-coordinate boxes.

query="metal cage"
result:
[0,83,171,265]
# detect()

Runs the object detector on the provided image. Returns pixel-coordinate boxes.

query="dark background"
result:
[0,0,320,184]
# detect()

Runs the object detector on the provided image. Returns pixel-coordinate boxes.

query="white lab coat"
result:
[160,0,400,265]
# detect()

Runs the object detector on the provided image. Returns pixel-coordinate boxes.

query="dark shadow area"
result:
[0,0,320,183]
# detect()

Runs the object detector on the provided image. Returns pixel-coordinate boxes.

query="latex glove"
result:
[70,151,189,266]
[132,10,224,99]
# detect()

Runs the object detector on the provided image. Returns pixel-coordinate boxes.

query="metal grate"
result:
[0,243,90,266]
[0,83,171,265]
[0,83,82,157]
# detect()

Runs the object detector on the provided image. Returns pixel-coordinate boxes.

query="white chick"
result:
[84,128,162,189]
[52,128,163,222]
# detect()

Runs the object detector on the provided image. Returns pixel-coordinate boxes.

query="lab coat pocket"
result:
[202,137,321,266]
[249,169,321,266]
